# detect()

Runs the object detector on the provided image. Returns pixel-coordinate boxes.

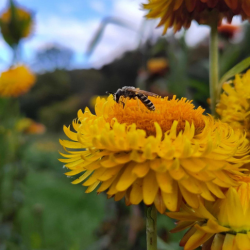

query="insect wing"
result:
[134,89,159,97]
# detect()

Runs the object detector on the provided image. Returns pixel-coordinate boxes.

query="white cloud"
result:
[90,1,106,13]
[26,15,100,53]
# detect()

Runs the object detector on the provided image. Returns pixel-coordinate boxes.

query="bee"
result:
[106,86,159,111]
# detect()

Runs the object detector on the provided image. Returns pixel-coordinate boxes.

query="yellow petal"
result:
[211,234,225,250]
[114,191,126,201]
[65,168,85,176]
[83,168,106,186]
[185,229,213,250]
[206,182,225,199]
[179,184,199,209]
[97,176,116,193]
[154,190,166,214]
[194,219,229,234]
[130,178,143,204]
[156,171,173,193]
[59,139,83,149]
[161,182,179,211]
[180,177,201,194]
[85,181,100,193]
[143,170,159,205]
[132,161,150,177]
[63,125,78,141]
[236,233,250,250]
[222,234,235,250]
[181,158,206,173]
[71,170,93,184]
[217,188,244,229]
[169,166,186,180]
[98,164,124,181]
[116,162,137,192]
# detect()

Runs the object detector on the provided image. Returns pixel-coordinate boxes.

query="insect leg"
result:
[136,96,141,111]
[124,97,128,109]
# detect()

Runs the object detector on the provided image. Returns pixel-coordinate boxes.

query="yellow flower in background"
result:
[59,95,250,214]
[0,3,33,46]
[167,175,250,250]
[147,58,169,75]
[0,65,36,97]
[217,70,250,139]
[143,0,250,33]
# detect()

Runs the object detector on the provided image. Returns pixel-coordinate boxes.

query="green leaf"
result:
[157,237,181,250]
[217,57,250,99]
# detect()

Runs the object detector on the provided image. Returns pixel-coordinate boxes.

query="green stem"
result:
[209,19,219,117]
[146,205,157,250]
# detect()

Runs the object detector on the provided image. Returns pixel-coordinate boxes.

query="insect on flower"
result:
[106,86,159,111]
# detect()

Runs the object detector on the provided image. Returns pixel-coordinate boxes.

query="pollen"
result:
[104,95,205,136]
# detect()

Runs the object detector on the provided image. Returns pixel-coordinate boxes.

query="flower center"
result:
[105,96,205,136]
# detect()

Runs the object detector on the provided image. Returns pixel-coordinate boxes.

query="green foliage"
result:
[18,169,106,249]
[39,96,81,131]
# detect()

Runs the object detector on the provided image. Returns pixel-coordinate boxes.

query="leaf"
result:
[157,236,181,250]
[217,57,250,98]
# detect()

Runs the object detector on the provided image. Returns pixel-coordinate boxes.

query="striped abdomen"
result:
[137,94,155,111]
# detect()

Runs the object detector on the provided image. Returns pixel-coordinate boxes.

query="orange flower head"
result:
[143,0,250,33]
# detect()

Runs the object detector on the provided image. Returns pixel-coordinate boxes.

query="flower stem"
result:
[209,18,219,116]
[146,205,157,250]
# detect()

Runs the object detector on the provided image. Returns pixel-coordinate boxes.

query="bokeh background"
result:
[0,0,250,249]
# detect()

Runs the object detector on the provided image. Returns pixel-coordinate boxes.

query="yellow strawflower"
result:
[167,175,250,250]
[0,65,36,97]
[143,0,250,33]
[59,95,250,214]
[217,70,250,139]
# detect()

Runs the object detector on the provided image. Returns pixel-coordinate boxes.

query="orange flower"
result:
[218,24,241,39]
[143,0,250,33]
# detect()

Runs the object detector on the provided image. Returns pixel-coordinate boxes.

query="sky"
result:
[0,0,244,72]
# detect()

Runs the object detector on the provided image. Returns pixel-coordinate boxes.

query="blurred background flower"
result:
[0,65,35,97]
